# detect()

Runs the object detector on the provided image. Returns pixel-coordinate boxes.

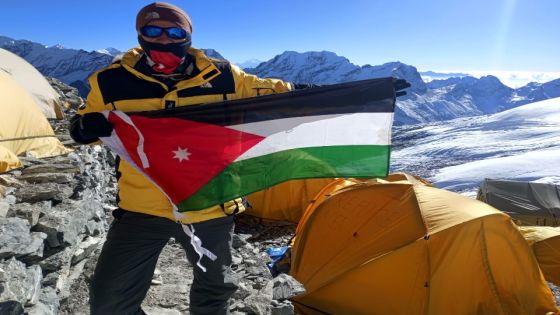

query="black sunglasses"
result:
[140,26,189,40]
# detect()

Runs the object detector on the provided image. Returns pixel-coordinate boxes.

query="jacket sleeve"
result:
[77,72,107,116]
[230,64,294,98]
[70,72,107,144]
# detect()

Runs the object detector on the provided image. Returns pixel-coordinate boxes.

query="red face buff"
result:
[148,50,185,74]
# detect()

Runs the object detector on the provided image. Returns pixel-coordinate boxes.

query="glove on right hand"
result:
[78,112,114,139]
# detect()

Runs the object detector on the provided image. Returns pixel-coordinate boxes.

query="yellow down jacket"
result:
[78,47,293,223]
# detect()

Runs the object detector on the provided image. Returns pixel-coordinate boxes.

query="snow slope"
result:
[392,97,560,195]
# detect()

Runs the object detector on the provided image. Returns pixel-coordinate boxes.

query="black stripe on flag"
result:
[133,77,396,126]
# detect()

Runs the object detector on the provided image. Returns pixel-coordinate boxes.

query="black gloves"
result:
[69,112,114,144]
[292,83,321,90]
[393,78,411,97]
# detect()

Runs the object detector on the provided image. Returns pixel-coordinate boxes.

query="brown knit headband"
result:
[136,2,192,33]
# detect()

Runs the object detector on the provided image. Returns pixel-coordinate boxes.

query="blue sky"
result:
[1,0,558,73]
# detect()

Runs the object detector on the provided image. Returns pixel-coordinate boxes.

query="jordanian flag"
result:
[101,77,396,211]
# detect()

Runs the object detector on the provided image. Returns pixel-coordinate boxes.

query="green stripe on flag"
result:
[178,145,390,211]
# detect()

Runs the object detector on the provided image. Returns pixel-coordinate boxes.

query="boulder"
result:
[0,258,42,306]
[0,218,46,260]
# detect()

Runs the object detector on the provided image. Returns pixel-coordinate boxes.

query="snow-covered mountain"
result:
[201,48,226,60]
[236,58,263,69]
[95,47,122,56]
[391,97,560,195]
[0,36,114,95]
[245,50,427,93]
[420,70,470,81]
[0,36,225,95]
[246,50,560,124]
[2,35,559,125]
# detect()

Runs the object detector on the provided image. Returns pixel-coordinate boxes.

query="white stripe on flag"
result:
[229,112,393,161]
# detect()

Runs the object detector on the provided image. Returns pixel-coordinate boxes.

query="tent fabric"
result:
[246,173,430,223]
[0,146,22,171]
[478,178,560,226]
[290,178,558,315]
[520,226,560,286]
[0,48,63,119]
[0,71,69,173]
[246,178,339,223]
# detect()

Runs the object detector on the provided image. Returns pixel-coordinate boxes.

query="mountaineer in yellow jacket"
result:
[68,2,300,314]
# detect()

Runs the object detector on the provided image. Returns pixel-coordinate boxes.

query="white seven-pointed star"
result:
[172,147,191,162]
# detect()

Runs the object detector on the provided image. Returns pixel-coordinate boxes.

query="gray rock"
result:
[6,202,50,226]
[15,183,73,203]
[246,262,272,279]
[244,294,273,315]
[31,287,60,315]
[34,198,102,249]
[229,300,247,312]
[25,265,42,306]
[0,201,9,217]
[3,187,16,197]
[0,175,24,188]
[4,195,17,205]
[0,218,46,260]
[21,164,79,175]
[232,253,243,265]
[232,282,255,300]
[0,301,24,315]
[250,277,272,291]
[143,306,182,315]
[19,173,74,184]
[243,280,274,315]
[65,152,81,163]
[39,247,73,274]
[272,274,306,301]
[232,233,251,249]
[19,156,48,167]
[271,300,295,315]
[71,236,102,265]
[56,259,88,301]
[84,219,106,237]
[0,258,42,306]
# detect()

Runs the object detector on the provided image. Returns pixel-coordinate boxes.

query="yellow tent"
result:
[520,226,560,286]
[0,48,64,119]
[0,70,69,173]
[246,173,430,223]
[289,178,559,315]
[246,178,337,223]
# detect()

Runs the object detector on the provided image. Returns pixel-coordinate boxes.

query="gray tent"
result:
[477,179,560,226]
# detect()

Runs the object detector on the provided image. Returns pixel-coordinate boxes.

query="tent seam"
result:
[480,219,507,315]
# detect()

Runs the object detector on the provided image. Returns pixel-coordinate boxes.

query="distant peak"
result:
[95,47,122,56]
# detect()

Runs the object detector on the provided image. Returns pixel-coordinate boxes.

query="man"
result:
[69,2,297,314]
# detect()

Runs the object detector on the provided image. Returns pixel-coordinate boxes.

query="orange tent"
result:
[520,226,560,286]
[289,178,558,315]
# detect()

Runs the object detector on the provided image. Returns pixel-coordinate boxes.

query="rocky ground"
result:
[0,78,558,314]
[57,215,301,315]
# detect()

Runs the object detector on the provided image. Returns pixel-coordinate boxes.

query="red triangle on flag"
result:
[107,112,265,205]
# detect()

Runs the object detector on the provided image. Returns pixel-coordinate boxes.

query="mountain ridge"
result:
[1,35,559,125]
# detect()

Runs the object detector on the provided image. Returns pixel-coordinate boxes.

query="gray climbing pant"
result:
[90,210,238,315]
